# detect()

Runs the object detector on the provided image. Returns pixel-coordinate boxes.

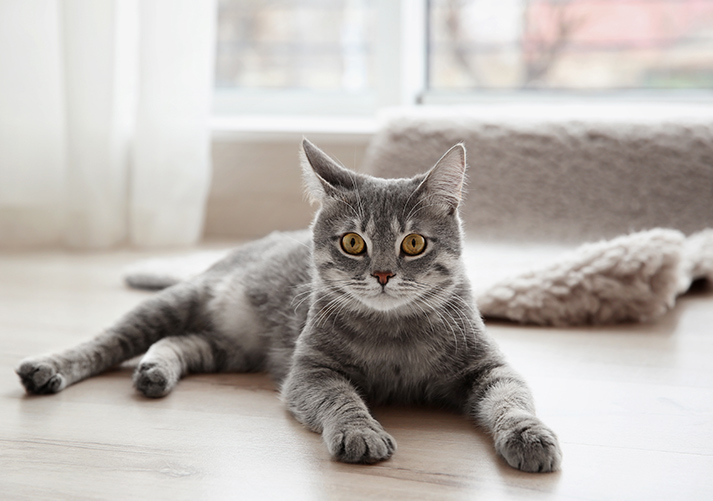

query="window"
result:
[214,0,384,116]
[216,0,375,92]
[213,0,713,117]
[428,0,713,92]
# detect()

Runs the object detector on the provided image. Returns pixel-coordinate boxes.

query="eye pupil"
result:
[402,233,425,256]
[341,233,365,255]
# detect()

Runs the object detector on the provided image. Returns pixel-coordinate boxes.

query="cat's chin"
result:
[355,293,414,313]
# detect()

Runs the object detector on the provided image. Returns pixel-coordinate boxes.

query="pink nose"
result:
[372,271,395,286]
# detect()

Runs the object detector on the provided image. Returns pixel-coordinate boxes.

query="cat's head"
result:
[301,139,468,315]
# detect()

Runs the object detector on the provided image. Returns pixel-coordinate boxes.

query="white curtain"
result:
[0,0,215,248]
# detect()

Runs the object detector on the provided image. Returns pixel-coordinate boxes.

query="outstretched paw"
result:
[325,421,396,464]
[16,359,66,395]
[133,362,177,398]
[496,416,562,473]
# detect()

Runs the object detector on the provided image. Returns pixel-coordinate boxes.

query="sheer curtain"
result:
[0,0,215,248]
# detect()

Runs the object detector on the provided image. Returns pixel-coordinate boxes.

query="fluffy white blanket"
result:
[473,228,712,326]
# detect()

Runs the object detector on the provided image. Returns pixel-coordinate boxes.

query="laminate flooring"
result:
[1,245,712,500]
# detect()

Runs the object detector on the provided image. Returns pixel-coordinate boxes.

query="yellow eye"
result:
[341,233,366,255]
[402,233,426,256]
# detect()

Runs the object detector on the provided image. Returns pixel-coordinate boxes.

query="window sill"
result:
[210,115,378,143]
[210,101,713,143]
[400,100,713,122]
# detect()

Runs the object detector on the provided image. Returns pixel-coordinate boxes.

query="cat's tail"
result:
[123,250,229,290]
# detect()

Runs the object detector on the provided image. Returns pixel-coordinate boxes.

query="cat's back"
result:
[240,229,314,311]
[205,229,313,304]
[207,229,312,276]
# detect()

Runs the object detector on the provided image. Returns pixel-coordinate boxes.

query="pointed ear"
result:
[300,138,360,204]
[420,143,467,213]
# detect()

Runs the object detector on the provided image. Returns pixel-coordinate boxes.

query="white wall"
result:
[206,137,370,239]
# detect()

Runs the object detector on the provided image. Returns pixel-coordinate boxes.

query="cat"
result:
[16,139,562,472]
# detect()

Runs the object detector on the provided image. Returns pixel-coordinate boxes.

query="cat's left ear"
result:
[300,138,360,204]
[420,143,467,214]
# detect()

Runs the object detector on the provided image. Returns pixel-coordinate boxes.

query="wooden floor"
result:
[1,245,712,500]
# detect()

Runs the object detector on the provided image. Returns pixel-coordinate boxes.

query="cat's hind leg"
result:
[134,331,267,398]
[17,283,203,395]
[134,334,215,398]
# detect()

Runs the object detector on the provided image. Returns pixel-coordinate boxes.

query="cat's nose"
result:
[372,271,395,286]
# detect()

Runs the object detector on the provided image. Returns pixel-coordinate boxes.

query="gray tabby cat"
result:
[17,139,562,472]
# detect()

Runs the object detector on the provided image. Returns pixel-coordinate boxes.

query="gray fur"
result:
[17,139,561,472]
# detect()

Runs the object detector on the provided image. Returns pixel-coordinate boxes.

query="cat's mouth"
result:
[356,288,413,312]
[333,278,417,313]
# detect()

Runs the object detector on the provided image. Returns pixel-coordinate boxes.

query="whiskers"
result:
[402,279,479,352]
[333,196,363,222]
[313,290,356,331]
[403,195,445,222]
[292,273,478,352]
[290,283,317,312]
[282,233,312,250]
[291,278,364,330]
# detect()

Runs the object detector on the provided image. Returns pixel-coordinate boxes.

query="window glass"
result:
[428,0,713,90]
[216,0,375,92]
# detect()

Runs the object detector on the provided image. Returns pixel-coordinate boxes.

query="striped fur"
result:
[17,140,561,472]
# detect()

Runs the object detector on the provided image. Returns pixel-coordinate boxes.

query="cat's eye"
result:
[341,233,366,255]
[401,233,426,256]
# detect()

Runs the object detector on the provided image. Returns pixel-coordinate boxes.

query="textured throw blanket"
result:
[124,228,712,327]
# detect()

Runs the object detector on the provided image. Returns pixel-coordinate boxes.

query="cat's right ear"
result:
[300,138,360,204]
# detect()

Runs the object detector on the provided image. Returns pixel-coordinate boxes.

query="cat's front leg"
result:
[282,360,396,464]
[467,363,562,473]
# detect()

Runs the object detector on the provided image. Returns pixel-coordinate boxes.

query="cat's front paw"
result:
[495,416,562,473]
[324,421,396,464]
[16,358,66,395]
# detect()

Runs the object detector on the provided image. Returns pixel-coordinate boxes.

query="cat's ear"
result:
[420,143,467,214]
[300,138,359,203]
